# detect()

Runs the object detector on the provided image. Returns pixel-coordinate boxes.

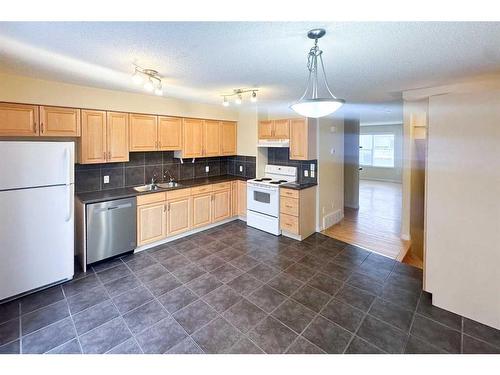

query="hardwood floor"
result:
[323,180,410,260]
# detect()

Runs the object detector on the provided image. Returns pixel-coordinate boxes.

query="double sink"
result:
[133,181,182,192]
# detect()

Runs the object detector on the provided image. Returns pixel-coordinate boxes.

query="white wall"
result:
[316,116,344,230]
[360,123,403,183]
[425,90,500,330]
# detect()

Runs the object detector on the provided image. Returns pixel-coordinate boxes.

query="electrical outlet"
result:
[311,171,315,178]
[103,175,110,184]
[310,163,315,171]
[304,170,309,177]
[239,165,243,172]
[205,166,209,173]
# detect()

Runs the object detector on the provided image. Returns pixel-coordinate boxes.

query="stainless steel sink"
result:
[133,184,162,192]
[156,182,182,189]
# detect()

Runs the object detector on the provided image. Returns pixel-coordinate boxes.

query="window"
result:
[360,134,395,168]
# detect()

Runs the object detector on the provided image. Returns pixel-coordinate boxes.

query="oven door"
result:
[247,184,279,217]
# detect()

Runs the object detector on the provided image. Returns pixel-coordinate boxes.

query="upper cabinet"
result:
[182,118,204,158]
[179,119,236,158]
[0,103,39,136]
[258,119,289,140]
[79,111,129,164]
[204,120,221,157]
[80,110,107,164]
[39,106,80,137]
[158,116,182,151]
[289,118,316,160]
[129,114,158,151]
[107,112,129,162]
[220,121,237,156]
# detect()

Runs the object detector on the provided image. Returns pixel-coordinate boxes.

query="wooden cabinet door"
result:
[204,120,221,156]
[289,118,308,160]
[274,119,290,139]
[137,201,167,246]
[231,181,238,216]
[258,120,273,139]
[129,114,158,151]
[220,121,237,155]
[213,189,231,223]
[158,116,182,151]
[237,181,247,217]
[39,106,80,137]
[192,193,212,228]
[167,197,191,236]
[107,112,129,162]
[182,118,204,158]
[80,110,107,164]
[0,103,39,136]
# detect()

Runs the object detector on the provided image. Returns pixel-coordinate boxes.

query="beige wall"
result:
[316,116,344,231]
[236,108,258,157]
[344,118,360,209]
[425,90,500,330]
[0,72,238,121]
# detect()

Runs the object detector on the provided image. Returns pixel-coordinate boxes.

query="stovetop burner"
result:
[269,180,288,185]
[253,178,272,182]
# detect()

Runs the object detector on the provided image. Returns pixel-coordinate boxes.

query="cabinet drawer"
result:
[280,188,299,199]
[212,182,231,191]
[280,213,299,234]
[137,192,166,206]
[280,196,299,216]
[191,184,213,195]
[167,188,191,200]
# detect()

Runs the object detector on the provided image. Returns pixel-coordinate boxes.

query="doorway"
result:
[324,120,409,260]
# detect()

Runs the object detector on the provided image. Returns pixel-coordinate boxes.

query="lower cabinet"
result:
[213,189,231,223]
[137,201,167,246]
[136,180,245,248]
[192,193,213,228]
[167,197,191,236]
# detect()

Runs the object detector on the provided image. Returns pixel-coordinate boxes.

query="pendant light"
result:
[290,29,345,118]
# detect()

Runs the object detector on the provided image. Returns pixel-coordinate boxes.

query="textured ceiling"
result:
[1,22,500,122]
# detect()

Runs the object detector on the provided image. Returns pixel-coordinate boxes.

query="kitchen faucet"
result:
[164,169,175,182]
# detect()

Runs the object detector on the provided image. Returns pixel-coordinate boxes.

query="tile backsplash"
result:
[267,147,318,185]
[75,152,256,193]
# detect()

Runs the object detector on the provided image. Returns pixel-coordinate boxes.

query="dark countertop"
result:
[281,182,318,190]
[77,175,249,204]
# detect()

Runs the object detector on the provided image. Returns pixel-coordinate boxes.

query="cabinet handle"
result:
[108,151,112,160]
[33,122,37,133]
[41,123,44,134]
[167,203,171,211]
[164,204,167,212]
[286,204,293,209]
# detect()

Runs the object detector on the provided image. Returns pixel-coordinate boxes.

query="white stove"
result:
[247,165,297,235]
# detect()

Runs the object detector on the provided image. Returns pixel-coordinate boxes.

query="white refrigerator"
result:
[0,141,75,301]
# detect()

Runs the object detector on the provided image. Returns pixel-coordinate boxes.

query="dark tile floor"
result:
[1,220,499,354]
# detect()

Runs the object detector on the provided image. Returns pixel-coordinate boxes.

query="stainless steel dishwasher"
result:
[86,197,137,264]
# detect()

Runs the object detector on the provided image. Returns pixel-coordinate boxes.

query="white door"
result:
[0,141,74,190]
[0,184,74,300]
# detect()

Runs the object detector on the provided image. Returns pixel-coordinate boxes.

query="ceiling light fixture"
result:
[132,65,164,96]
[290,29,345,118]
[220,89,259,106]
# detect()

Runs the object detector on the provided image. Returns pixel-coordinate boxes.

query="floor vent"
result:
[323,209,343,230]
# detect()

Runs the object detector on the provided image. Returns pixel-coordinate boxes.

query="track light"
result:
[220,88,259,106]
[131,65,164,96]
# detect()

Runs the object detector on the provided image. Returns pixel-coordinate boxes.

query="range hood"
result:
[257,139,290,148]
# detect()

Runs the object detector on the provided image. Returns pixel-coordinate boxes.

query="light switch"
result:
[103,175,110,184]
[239,165,243,172]
[310,163,315,171]
[205,166,210,173]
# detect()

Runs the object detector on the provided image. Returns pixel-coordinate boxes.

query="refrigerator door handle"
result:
[65,184,73,222]
[64,147,71,184]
